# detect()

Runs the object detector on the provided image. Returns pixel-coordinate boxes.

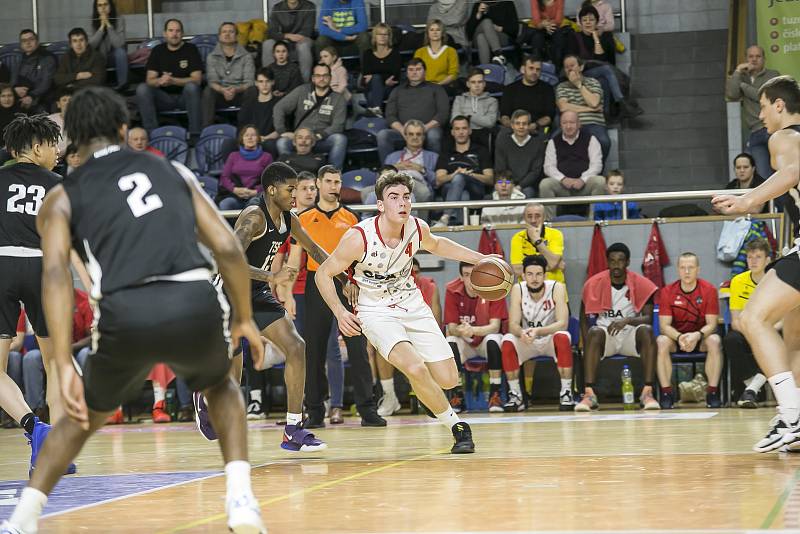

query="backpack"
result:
[717,217,752,262]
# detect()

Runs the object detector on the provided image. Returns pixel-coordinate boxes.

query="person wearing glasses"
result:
[480,170,526,225]
[273,62,347,169]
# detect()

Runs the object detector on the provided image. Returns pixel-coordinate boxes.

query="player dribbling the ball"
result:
[314,171,499,453]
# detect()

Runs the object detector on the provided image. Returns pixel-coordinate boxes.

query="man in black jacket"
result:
[54,28,106,92]
[12,29,57,111]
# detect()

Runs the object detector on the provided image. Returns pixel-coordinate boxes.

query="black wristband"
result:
[533,239,543,247]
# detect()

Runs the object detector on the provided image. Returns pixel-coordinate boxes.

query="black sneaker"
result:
[660,391,674,409]
[706,390,722,409]
[451,422,475,454]
[360,410,387,427]
[303,415,326,429]
[737,389,759,409]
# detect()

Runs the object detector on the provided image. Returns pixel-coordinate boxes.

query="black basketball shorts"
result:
[768,251,800,293]
[82,279,232,412]
[252,286,287,331]
[0,256,48,337]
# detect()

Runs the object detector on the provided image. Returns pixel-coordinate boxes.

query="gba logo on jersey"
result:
[361,270,398,282]
[527,320,545,328]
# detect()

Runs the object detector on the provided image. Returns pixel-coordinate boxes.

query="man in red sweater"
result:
[656,252,722,409]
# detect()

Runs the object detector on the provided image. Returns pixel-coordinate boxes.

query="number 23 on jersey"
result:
[6,184,45,215]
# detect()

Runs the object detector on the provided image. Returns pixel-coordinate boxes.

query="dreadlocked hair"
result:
[3,113,61,157]
[64,87,129,148]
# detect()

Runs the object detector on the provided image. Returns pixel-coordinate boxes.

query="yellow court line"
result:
[157,448,452,533]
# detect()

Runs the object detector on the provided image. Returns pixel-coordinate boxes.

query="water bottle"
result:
[621,365,635,411]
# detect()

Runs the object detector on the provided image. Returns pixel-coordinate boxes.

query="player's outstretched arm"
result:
[186,175,265,368]
[38,186,87,427]
[419,218,487,265]
[713,129,800,214]
[315,229,364,337]
[289,212,349,286]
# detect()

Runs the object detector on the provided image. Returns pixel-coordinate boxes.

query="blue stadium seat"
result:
[342,168,376,192]
[190,34,218,64]
[0,44,22,77]
[149,125,188,164]
[477,63,506,96]
[352,116,386,136]
[46,41,70,61]
[540,61,559,86]
[195,124,235,177]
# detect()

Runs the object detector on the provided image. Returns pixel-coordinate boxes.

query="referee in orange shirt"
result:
[296,166,386,427]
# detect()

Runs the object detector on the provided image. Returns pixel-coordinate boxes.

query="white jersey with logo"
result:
[596,284,636,329]
[351,215,423,310]
[519,280,558,329]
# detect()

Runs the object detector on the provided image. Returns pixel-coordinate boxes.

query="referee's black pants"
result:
[303,271,376,420]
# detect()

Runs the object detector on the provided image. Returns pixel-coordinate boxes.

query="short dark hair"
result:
[578,5,600,21]
[237,124,258,145]
[375,170,413,201]
[759,75,800,114]
[256,67,274,81]
[563,54,584,67]
[495,169,512,182]
[64,86,128,148]
[733,152,756,168]
[164,18,184,32]
[606,242,630,261]
[218,21,237,34]
[316,164,341,180]
[459,261,472,275]
[297,170,316,182]
[19,29,36,39]
[451,115,470,128]
[523,254,548,273]
[606,169,624,181]
[511,109,531,122]
[467,67,484,80]
[745,237,772,256]
[679,251,699,265]
[68,27,88,41]
[273,40,289,52]
[522,53,543,65]
[313,62,331,75]
[261,161,297,189]
[65,143,79,157]
[407,57,426,69]
[3,114,61,157]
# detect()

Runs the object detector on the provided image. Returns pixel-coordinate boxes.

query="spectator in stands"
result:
[12,29,57,111]
[726,153,766,213]
[557,55,610,161]
[55,27,106,92]
[237,68,280,157]
[578,242,660,411]
[382,120,437,203]
[262,0,316,81]
[567,6,641,119]
[540,111,606,219]
[316,0,370,58]
[444,261,507,413]
[201,22,255,128]
[135,19,203,140]
[466,0,519,66]
[725,45,780,178]
[47,88,71,156]
[509,202,565,283]
[451,67,498,147]
[266,40,303,98]
[216,124,272,210]
[656,252,723,408]
[520,0,569,69]
[494,109,546,197]
[725,238,772,408]
[593,169,640,220]
[414,20,460,91]
[434,116,494,227]
[277,126,325,174]
[578,0,615,33]
[360,22,402,117]
[501,254,573,411]
[480,170,526,224]
[428,0,469,48]
[500,55,556,135]
[274,62,347,169]
[64,143,81,176]
[89,0,128,89]
[127,126,164,157]
[0,84,19,141]
[378,57,448,163]
[319,46,351,101]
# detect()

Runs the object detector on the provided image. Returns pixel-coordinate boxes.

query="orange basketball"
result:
[469,257,514,301]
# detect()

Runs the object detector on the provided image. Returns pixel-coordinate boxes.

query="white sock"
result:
[489,377,501,385]
[380,378,396,398]
[768,372,800,420]
[224,461,252,497]
[152,383,165,404]
[9,487,47,533]
[508,378,522,397]
[249,389,262,403]
[746,373,767,393]
[434,406,460,430]
[560,379,572,392]
[286,412,302,426]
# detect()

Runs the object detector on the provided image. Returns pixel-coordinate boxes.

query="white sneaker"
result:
[503,391,525,412]
[246,399,265,420]
[432,216,449,229]
[559,389,574,411]
[754,409,798,453]
[491,55,507,65]
[227,492,266,534]
[368,106,383,118]
[0,521,27,534]
[377,395,401,417]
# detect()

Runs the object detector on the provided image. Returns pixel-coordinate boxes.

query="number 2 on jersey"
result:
[118,173,163,218]
[6,184,45,215]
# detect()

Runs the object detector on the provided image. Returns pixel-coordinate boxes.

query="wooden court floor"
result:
[0,408,798,533]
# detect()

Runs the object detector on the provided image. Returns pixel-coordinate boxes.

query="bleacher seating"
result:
[149,125,189,164]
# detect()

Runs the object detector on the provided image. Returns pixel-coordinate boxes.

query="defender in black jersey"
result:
[195,162,349,452]
[0,114,76,477]
[1,87,266,534]
[713,76,800,454]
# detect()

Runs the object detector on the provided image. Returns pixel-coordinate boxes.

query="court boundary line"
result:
[156,448,451,533]
[761,467,800,529]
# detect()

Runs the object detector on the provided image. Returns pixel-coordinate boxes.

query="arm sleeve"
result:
[658,287,672,316]
[32,55,57,96]
[272,88,297,133]
[519,139,544,189]
[385,86,400,124]
[728,276,745,311]
[206,55,221,85]
[317,1,347,40]
[443,290,459,324]
[348,0,369,34]
[287,66,303,93]
[494,139,508,174]
[53,56,71,87]
[267,10,285,40]
[509,233,524,265]
[704,283,720,315]
[725,71,744,100]
[543,140,564,180]
[475,97,498,129]
[189,46,204,74]
[219,154,236,193]
[323,97,347,136]
[299,6,317,37]
[542,84,557,121]
[434,86,450,126]
[600,33,616,65]
[242,54,255,86]
[530,0,543,26]
[547,228,564,256]
[88,26,104,49]
[446,48,459,79]
[107,17,127,49]
[580,136,603,182]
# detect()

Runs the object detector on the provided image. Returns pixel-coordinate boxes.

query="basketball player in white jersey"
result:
[500,255,573,412]
[713,75,800,452]
[314,171,494,453]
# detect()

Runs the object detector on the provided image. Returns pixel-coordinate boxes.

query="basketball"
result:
[470,257,514,301]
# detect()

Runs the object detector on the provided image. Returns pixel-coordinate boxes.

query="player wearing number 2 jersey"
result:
[0,87,267,534]
[0,114,71,477]
[314,171,494,454]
